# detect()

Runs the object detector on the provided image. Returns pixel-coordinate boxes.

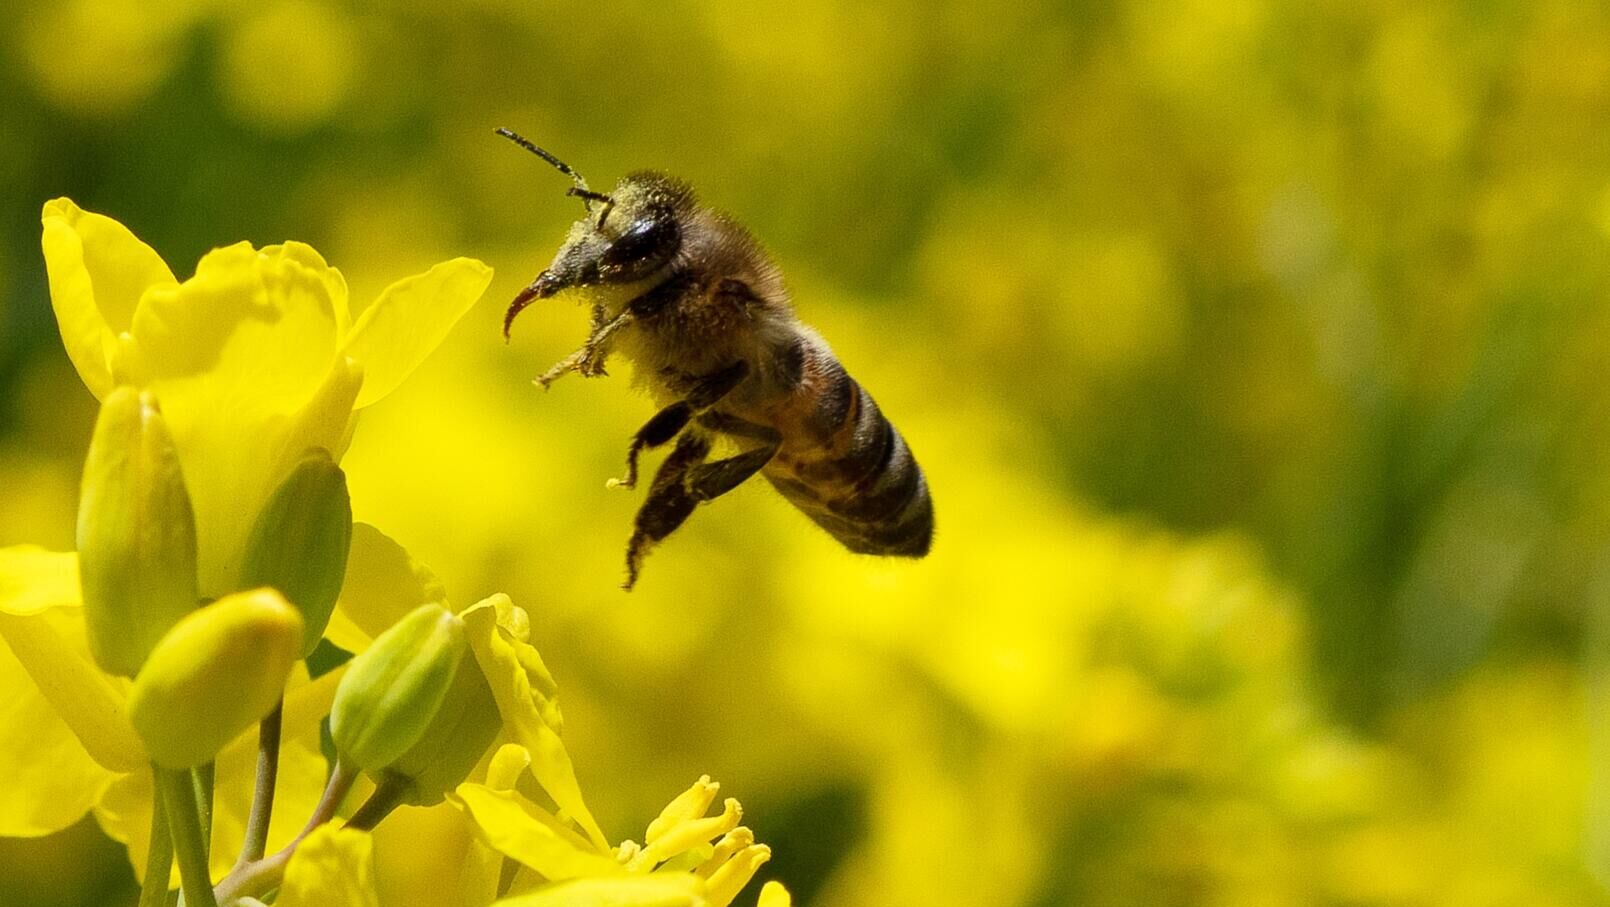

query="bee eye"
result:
[599,217,678,276]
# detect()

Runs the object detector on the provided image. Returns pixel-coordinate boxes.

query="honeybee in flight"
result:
[497,128,933,589]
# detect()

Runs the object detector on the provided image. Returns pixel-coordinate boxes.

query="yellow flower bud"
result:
[127,589,303,768]
[387,650,502,806]
[330,604,466,773]
[241,448,352,656]
[76,386,199,677]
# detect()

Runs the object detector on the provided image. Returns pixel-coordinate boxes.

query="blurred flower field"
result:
[5,0,1610,904]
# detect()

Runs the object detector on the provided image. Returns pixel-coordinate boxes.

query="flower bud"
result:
[241,448,352,656]
[387,651,501,805]
[77,386,199,677]
[331,604,466,773]
[127,590,303,768]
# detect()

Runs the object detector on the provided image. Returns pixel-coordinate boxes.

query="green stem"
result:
[138,789,173,907]
[236,701,283,868]
[212,759,358,905]
[192,761,215,860]
[155,765,218,907]
[344,773,408,831]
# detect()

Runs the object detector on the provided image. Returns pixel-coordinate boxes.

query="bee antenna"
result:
[494,127,606,213]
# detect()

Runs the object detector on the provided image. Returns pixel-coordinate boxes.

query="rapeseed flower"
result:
[1,200,489,881]
[221,529,788,907]
[40,197,491,597]
[4,202,789,905]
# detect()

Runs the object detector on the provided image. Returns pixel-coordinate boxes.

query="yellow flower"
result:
[315,533,790,907]
[0,545,342,887]
[449,769,784,907]
[40,197,492,597]
[1,205,490,891]
[441,597,782,905]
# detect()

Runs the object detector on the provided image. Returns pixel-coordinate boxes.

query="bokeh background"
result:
[5,0,1610,904]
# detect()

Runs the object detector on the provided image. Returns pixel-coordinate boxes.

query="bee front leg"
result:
[610,360,751,490]
[624,432,712,590]
[534,306,632,389]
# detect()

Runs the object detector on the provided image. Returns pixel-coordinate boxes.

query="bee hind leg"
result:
[623,433,712,590]
[611,360,751,489]
[688,413,782,501]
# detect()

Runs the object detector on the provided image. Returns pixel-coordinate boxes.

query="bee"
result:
[496,128,933,589]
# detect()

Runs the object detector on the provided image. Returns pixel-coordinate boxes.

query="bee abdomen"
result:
[764,361,932,558]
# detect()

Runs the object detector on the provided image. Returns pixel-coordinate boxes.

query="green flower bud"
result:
[127,590,304,768]
[77,386,200,677]
[331,604,466,773]
[241,448,353,656]
[388,651,501,806]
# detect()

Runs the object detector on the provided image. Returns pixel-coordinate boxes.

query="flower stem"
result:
[192,761,215,859]
[236,701,283,868]
[138,789,172,907]
[155,764,218,907]
[212,759,358,905]
[344,773,408,831]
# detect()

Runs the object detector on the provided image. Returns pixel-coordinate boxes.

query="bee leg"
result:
[611,360,751,489]
[611,401,694,490]
[576,307,634,377]
[534,347,590,389]
[533,307,633,389]
[624,432,712,590]
[688,442,780,501]
[688,412,783,501]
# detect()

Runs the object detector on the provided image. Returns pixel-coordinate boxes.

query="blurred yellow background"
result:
[5,0,1610,904]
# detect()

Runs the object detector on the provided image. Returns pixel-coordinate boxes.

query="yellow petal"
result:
[260,241,353,336]
[0,622,115,836]
[326,522,449,653]
[0,546,82,616]
[95,662,346,885]
[275,356,365,476]
[344,257,493,409]
[40,198,177,398]
[491,874,705,907]
[462,596,608,849]
[123,241,348,596]
[0,601,145,773]
[487,743,533,792]
[372,801,501,907]
[451,784,621,880]
[275,824,380,907]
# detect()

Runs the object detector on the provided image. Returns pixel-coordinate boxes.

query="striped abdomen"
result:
[760,352,933,557]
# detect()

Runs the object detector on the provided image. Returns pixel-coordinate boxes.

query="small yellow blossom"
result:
[40,198,492,598]
[452,770,781,907]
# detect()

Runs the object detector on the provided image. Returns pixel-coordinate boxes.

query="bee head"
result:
[498,128,693,338]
